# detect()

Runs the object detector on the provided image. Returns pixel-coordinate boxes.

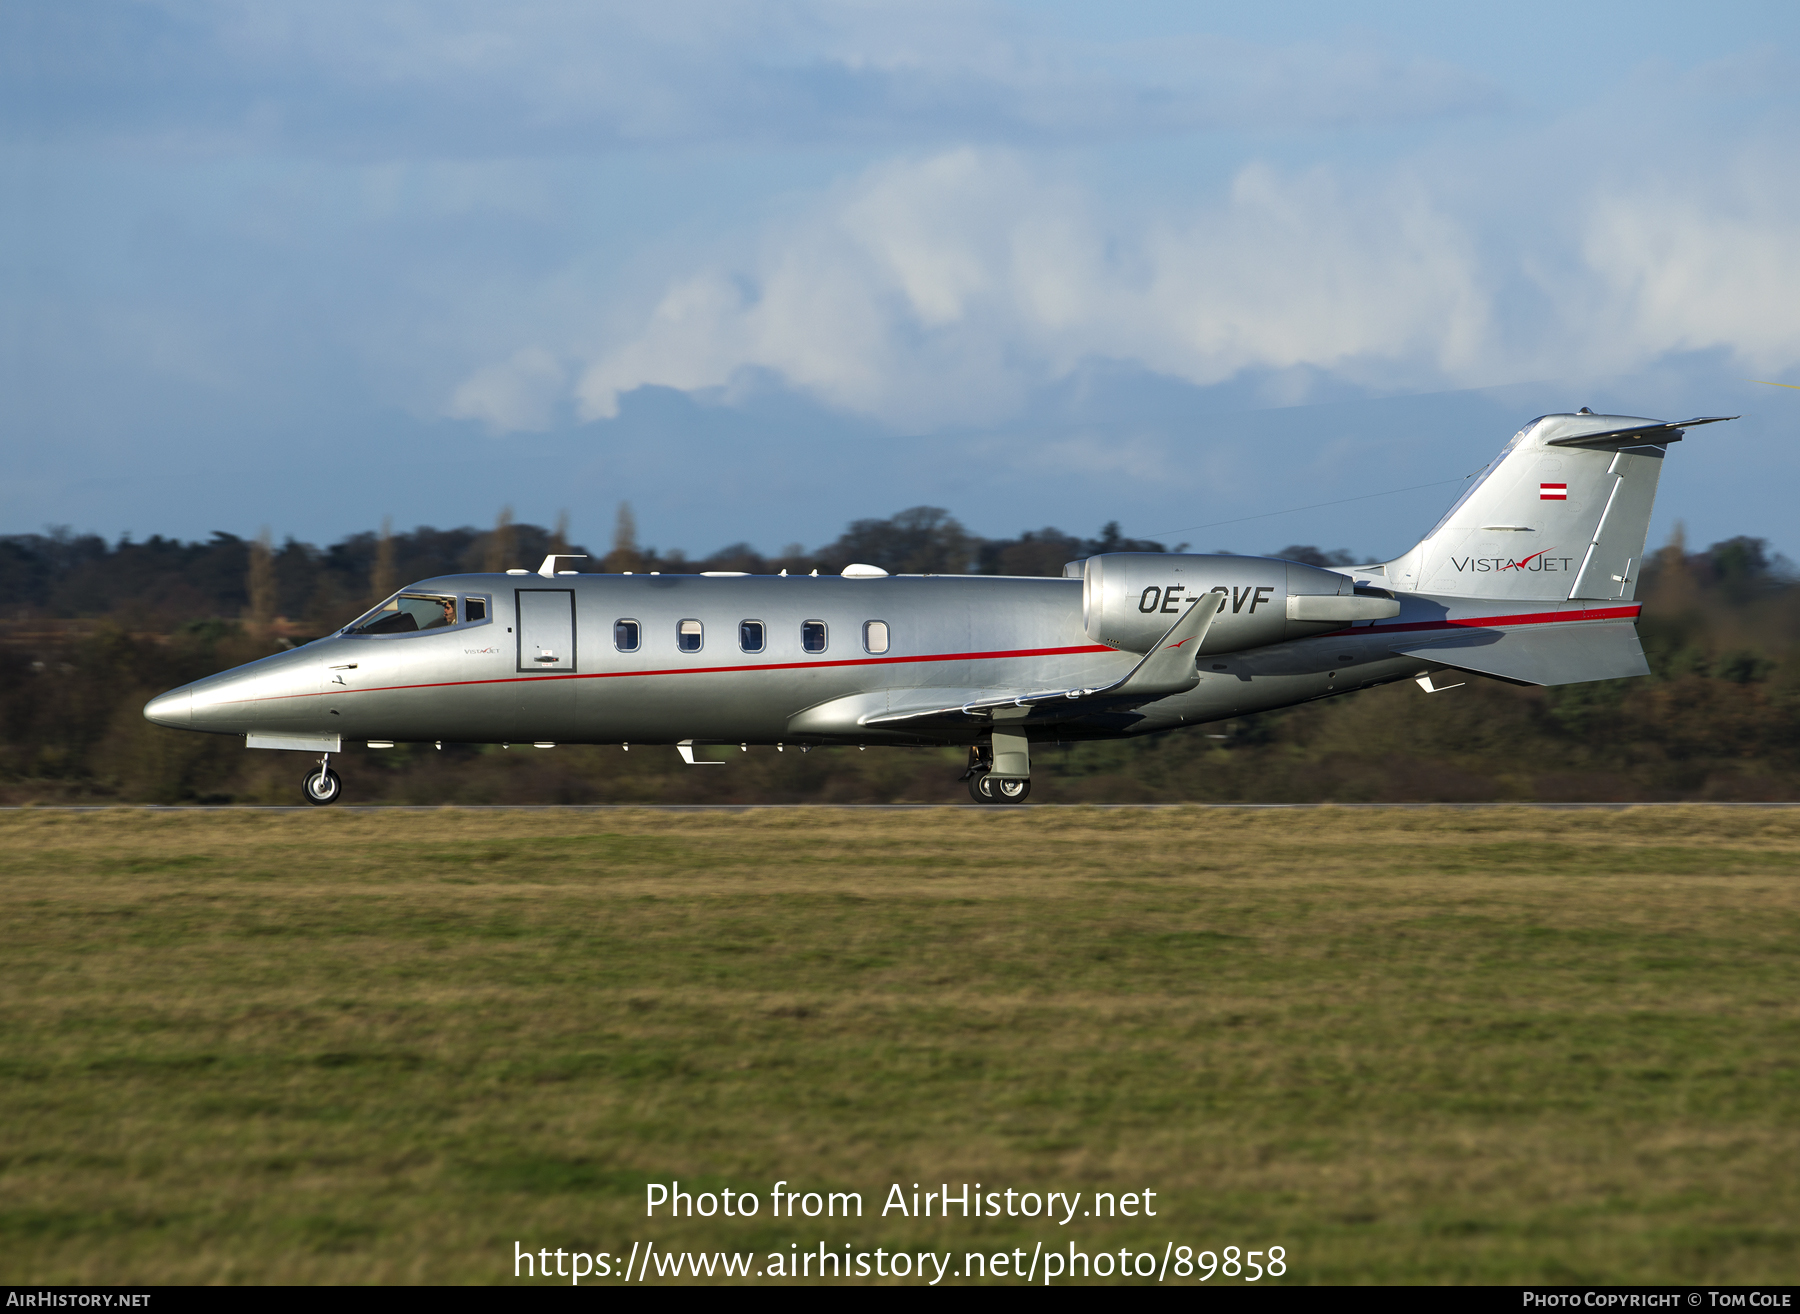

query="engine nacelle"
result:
[1078,553,1399,654]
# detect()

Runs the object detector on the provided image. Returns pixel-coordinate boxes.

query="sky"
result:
[4,0,1800,564]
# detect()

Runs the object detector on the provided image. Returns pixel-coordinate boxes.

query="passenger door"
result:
[514,588,577,738]
[516,589,576,671]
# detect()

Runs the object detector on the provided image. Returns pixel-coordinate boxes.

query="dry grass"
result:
[2,806,1798,1284]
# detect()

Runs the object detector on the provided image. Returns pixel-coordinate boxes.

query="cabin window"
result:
[346,593,458,635]
[464,596,488,623]
[614,619,640,652]
[801,620,827,654]
[863,620,889,655]
[677,619,703,653]
[739,620,765,653]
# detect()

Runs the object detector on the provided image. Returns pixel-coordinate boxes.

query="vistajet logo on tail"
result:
[1451,549,1574,573]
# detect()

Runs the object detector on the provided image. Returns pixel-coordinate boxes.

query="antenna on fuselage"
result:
[537,554,589,577]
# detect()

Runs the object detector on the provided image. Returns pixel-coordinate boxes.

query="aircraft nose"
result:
[143,689,192,728]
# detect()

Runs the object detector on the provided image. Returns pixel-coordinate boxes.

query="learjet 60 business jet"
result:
[144,410,1730,805]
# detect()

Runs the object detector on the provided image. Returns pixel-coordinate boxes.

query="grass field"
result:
[2,805,1798,1285]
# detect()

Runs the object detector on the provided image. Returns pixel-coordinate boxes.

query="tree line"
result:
[0,504,1193,637]
[0,507,1792,804]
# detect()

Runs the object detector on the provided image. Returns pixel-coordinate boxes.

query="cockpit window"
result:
[347,594,459,635]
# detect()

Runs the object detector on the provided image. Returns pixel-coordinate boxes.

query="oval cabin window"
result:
[801,620,827,654]
[677,619,703,653]
[614,619,640,652]
[863,620,889,654]
[739,620,765,653]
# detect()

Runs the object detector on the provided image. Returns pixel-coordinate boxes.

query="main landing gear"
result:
[302,753,342,806]
[961,737,1033,805]
[968,772,1031,804]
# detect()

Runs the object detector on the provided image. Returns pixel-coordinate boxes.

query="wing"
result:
[860,587,1226,729]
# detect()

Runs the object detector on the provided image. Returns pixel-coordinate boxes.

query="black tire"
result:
[302,768,342,806]
[990,777,1031,804]
[968,773,1030,804]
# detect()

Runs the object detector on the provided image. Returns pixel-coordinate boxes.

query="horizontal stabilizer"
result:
[1544,416,1735,449]
[1392,621,1649,686]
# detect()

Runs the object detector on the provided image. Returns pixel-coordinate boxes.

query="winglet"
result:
[1107,587,1226,697]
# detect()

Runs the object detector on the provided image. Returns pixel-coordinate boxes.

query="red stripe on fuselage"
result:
[216,642,1117,708]
[210,605,1643,709]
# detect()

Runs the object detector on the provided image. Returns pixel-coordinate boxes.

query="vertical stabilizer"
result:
[1383,412,1731,602]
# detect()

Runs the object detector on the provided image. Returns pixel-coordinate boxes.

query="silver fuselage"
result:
[141,569,1633,747]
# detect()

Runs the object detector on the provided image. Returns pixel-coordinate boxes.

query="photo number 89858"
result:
[1174,1246,1286,1281]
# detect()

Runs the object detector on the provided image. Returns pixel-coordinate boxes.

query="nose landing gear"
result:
[302,753,342,806]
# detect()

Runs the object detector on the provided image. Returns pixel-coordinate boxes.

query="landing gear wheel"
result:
[968,773,1030,804]
[990,777,1030,804]
[302,768,342,806]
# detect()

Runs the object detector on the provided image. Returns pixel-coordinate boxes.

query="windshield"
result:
[345,593,458,635]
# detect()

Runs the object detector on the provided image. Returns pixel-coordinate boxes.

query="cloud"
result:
[18,4,1800,462]
[476,130,1799,435]
[1579,168,1800,374]
[561,147,1495,429]
[448,345,565,431]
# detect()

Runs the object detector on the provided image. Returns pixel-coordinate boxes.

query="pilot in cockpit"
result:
[348,593,457,635]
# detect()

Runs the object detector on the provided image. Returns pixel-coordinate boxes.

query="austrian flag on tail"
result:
[1540,483,1568,500]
